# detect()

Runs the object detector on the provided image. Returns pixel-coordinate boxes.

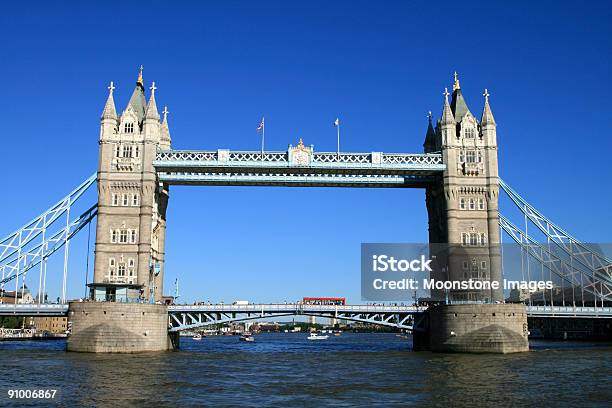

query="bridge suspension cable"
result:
[499,214,611,303]
[499,179,611,306]
[0,174,97,304]
[499,179,612,285]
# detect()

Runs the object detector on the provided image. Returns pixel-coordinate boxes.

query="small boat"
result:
[334,332,342,336]
[192,333,203,340]
[239,333,255,342]
[307,333,329,341]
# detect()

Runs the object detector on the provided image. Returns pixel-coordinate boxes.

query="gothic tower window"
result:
[118,263,126,277]
[108,257,116,280]
[459,198,466,210]
[478,198,485,210]
[462,231,485,246]
[112,194,119,206]
[466,150,476,163]
[130,230,137,243]
[119,229,128,243]
[464,127,475,139]
[122,145,133,158]
[469,198,475,210]
[122,194,129,206]
[131,193,139,206]
[111,230,118,243]
[124,122,134,134]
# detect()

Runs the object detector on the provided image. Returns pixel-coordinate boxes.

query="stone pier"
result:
[414,303,529,353]
[67,302,178,353]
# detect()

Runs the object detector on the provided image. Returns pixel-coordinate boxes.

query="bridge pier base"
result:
[414,304,529,353]
[67,302,178,353]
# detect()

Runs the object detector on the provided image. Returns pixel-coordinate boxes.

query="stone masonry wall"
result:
[67,302,178,353]
[427,303,529,353]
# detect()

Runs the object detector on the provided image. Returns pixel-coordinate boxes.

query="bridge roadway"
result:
[0,303,610,322]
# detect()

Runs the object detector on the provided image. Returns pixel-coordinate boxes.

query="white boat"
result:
[307,333,329,340]
[239,333,255,342]
[192,333,203,340]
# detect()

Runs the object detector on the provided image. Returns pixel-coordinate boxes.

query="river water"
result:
[0,334,610,407]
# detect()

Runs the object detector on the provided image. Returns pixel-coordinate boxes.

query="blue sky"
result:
[0,1,610,303]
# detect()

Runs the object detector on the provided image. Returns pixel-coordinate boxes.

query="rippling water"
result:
[1,334,610,407]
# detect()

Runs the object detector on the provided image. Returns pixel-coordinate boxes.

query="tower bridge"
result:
[1,68,610,353]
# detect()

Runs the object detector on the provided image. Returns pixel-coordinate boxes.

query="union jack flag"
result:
[257,117,265,133]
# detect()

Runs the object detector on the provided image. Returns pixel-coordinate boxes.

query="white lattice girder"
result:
[500,179,612,285]
[0,174,96,264]
[499,214,612,301]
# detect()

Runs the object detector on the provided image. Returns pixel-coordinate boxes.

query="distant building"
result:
[507,288,530,303]
[0,286,34,304]
[30,317,68,334]
[308,315,317,325]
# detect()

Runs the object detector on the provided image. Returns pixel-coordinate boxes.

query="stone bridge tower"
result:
[425,73,503,303]
[91,67,171,303]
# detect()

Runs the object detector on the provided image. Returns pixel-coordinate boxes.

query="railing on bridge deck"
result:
[526,305,612,318]
[154,150,444,170]
[0,303,68,316]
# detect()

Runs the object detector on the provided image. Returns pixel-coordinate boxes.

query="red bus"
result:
[302,297,346,305]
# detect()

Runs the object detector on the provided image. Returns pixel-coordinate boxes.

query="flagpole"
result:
[261,117,265,160]
[337,121,340,157]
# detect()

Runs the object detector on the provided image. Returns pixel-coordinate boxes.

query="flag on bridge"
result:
[257,117,265,159]
[334,117,340,156]
[257,117,265,133]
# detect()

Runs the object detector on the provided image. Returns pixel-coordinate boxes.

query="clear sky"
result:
[0,1,610,303]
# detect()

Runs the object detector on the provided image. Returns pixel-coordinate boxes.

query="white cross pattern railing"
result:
[154,150,444,169]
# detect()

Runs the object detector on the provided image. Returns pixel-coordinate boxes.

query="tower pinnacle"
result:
[137,65,144,86]
[481,88,496,126]
[145,81,160,120]
[423,110,436,151]
[453,71,461,91]
[101,80,117,120]
[441,87,455,125]
[162,106,169,124]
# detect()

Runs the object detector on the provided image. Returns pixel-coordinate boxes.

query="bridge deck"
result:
[153,150,445,187]
[1,303,610,318]
[168,303,422,314]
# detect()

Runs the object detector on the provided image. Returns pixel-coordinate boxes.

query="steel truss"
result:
[500,214,611,301]
[499,179,612,304]
[0,174,97,304]
[167,304,421,332]
[500,179,612,285]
